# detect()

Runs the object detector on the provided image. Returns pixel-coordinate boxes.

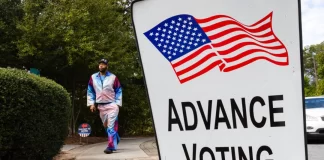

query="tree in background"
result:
[0,0,23,68]
[303,41,324,96]
[0,0,152,136]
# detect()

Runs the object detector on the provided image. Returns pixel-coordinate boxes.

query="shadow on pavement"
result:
[307,139,324,144]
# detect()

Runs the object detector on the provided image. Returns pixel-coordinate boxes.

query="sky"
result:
[301,0,324,47]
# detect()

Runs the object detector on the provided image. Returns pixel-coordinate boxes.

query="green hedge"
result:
[0,68,71,160]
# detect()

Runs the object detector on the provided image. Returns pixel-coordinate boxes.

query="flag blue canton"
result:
[144,14,211,62]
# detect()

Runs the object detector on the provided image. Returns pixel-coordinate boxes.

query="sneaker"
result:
[104,148,113,154]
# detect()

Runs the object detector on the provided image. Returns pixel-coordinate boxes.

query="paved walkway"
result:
[139,139,158,157]
[62,137,159,160]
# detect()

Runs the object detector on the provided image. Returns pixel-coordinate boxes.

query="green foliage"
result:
[0,0,153,138]
[303,41,324,97]
[304,76,316,96]
[313,42,324,79]
[118,80,154,136]
[0,0,23,68]
[16,0,136,70]
[316,79,324,96]
[0,68,71,160]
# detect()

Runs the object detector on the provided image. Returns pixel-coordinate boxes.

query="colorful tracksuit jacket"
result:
[87,71,122,107]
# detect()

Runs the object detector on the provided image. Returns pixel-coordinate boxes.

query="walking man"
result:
[87,58,122,154]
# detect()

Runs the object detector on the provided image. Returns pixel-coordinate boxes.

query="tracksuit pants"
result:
[97,103,120,151]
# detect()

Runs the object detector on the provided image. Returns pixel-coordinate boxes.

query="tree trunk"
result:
[71,74,76,135]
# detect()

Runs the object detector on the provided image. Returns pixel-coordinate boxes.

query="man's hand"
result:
[90,105,96,112]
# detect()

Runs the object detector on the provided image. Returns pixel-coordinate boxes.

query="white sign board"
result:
[131,0,307,159]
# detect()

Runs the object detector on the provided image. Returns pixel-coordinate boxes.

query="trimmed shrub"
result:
[0,68,71,160]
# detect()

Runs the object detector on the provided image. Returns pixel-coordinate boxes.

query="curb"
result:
[139,139,158,157]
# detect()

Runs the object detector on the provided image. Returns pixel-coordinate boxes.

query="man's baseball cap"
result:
[98,58,108,65]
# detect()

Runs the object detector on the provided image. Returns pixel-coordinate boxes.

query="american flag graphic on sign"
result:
[144,12,289,84]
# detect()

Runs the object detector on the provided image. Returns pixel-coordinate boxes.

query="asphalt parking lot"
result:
[308,140,324,160]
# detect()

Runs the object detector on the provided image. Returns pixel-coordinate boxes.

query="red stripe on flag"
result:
[222,49,288,63]
[175,52,219,76]
[222,56,288,72]
[216,42,285,56]
[202,19,271,33]
[195,11,288,73]
[195,15,228,24]
[211,34,277,48]
[196,12,273,28]
[179,60,222,84]
[172,45,212,68]
[209,28,274,40]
